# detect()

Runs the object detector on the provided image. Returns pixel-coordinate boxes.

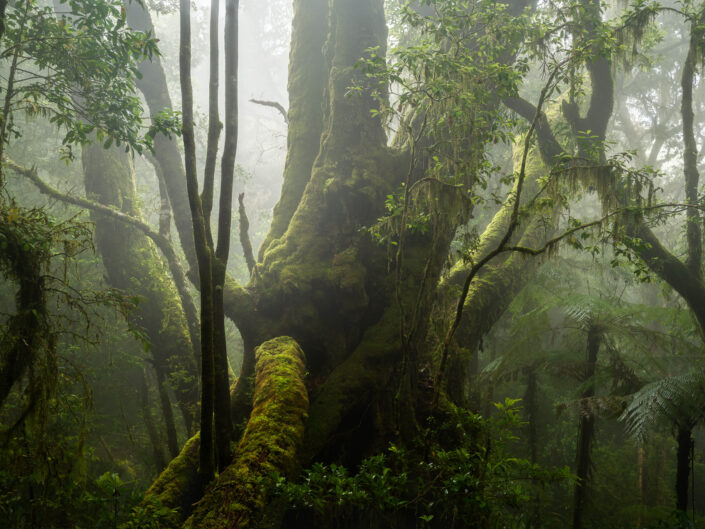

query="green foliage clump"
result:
[2,0,178,159]
[275,399,572,529]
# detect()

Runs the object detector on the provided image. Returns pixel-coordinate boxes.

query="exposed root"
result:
[184,336,308,529]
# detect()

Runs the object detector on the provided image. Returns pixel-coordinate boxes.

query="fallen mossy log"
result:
[181,336,308,529]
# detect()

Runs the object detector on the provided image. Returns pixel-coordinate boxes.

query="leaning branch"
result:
[431,56,569,410]
[506,202,703,256]
[503,95,565,163]
[5,157,200,355]
[238,192,256,274]
[249,98,288,124]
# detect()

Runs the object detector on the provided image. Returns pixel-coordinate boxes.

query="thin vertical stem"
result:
[211,0,239,470]
[201,0,222,237]
[179,0,215,482]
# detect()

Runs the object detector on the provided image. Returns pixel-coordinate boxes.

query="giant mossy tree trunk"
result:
[258,0,329,257]
[81,144,199,434]
[136,0,557,526]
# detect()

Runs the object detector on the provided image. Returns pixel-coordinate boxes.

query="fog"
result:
[2,1,705,528]
[143,1,292,281]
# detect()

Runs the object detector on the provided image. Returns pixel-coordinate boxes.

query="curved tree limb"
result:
[184,336,308,529]
[5,157,204,356]
[504,95,566,163]
[238,192,256,274]
[431,57,569,410]
[249,98,288,123]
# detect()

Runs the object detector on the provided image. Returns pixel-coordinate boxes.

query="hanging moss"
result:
[183,336,308,529]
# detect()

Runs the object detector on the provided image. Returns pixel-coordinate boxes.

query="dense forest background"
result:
[2,0,705,528]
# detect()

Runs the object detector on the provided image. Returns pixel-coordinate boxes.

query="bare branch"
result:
[249,98,288,124]
[5,157,200,357]
[238,193,256,275]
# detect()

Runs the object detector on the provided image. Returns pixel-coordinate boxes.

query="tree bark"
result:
[572,324,601,529]
[681,24,701,279]
[81,143,199,434]
[259,0,329,257]
[155,367,180,459]
[126,0,256,338]
[676,425,692,512]
[209,0,239,471]
[140,368,168,471]
[125,0,197,271]
[179,0,217,482]
[183,337,308,529]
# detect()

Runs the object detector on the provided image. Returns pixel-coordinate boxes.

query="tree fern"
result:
[620,371,705,442]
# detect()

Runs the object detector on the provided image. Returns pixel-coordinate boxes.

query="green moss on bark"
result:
[183,336,308,529]
[259,0,330,257]
[126,433,202,528]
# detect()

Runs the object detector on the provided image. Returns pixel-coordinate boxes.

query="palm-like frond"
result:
[620,371,705,442]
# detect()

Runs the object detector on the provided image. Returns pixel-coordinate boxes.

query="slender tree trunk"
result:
[572,324,601,529]
[681,22,701,278]
[180,0,217,484]
[525,369,538,465]
[637,444,644,524]
[125,0,197,271]
[126,0,255,340]
[238,193,256,274]
[674,31,699,515]
[155,368,180,459]
[209,0,240,471]
[676,426,692,512]
[140,369,168,472]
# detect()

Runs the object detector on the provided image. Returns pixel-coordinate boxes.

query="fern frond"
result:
[620,371,705,442]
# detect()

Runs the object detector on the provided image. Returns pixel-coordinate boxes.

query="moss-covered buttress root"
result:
[134,433,201,527]
[184,336,308,529]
